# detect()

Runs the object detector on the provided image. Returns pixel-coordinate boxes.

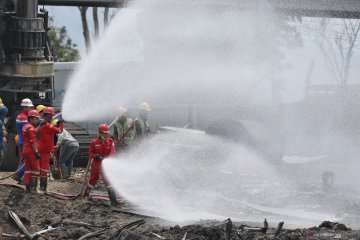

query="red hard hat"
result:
[43,107,55,115]
[98,124,110,133]
[28,110,40,118]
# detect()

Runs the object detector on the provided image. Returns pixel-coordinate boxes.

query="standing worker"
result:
[52,119,79,179]
[0,98,8,156]
[84,124,119,206]
[14,98,34,183]
[113,106,134,151]
[37,107,63,192]
[36,105,46,119]
[134,102,152,141]
[22,110,41,193]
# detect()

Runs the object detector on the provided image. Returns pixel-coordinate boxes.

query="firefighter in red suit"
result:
[22,110,41,193]
[84,124,119,206]
[37,107,63,192]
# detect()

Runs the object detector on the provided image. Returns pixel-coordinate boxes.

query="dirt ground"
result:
[0,170,360,240]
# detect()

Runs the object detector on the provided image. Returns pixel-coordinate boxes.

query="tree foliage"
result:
[315,19,360,85]
[48,26,80,62]
[79,7,119,54]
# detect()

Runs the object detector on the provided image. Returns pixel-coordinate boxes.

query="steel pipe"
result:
[16,0,38,18]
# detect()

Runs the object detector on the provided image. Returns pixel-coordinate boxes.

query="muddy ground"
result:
[0,170,360,240]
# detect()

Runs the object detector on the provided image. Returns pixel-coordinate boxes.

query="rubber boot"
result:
[25,185,31,193]
[108,189,120,207]
[12,175,22,184]
[30,177,39,193]
[39,177,47,193]
[67,164,73,179]
[61,166,68,179]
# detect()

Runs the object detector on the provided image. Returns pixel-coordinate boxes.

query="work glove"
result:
[35,152,41,160]
[39,119,47,126]
[55,119,64,127]
[94,155,104,161]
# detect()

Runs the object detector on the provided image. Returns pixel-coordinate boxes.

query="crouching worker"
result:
[84,124,119,206]
[52,119,79,179]
[22,110,41,193]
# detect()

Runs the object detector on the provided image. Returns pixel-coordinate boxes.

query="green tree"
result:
[48,26,80,62]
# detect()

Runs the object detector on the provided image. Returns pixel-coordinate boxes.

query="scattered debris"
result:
[319,221,348,231]
[107,220,146,240]
[224,218,232,240]
[8,210,33,239]
[8,210,56,239]
[78,227,109,240]
[263,218,268,233]
[2,232,26,239]
[151,232,166,239]
[181,231,187,240]
[0,176,359,240]
[111,208,157,219]
[238,218,268,234]
[61,219,102,228]
[274,221,284,237]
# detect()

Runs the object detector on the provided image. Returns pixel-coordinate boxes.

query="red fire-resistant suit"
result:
[22,123,40,185]
[88,137,115,188]
[38,122,62,177]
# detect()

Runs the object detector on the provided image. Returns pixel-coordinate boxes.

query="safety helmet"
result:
[43,107,55,115]
[138,102,151,111]
[116,106,127,117]
[98,124,110,134]
[0,98,3,107]
[28,110,40,118]
[36,105,46,113]
[21,98,34,107]
[51,119,58,126]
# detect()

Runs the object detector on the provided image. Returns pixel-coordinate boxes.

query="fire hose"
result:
[44,155,92,200]
[0,124,134,201]
[114,123,134,146]
[43,124,134,201]
[0,165,24,180]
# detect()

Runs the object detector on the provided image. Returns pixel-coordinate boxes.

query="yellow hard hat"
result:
[36,105,46,113]
[51,119,58,126]
[138,102,151,111]
[0,98,3,107]
[116,106,127,117]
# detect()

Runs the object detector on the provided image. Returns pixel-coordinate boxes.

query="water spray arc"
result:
[58,0,360,228]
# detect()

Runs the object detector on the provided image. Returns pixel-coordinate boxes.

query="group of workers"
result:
[1,97,152,206]
[14,98,65,193]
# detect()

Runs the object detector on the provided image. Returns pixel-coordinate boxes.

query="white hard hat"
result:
[116,106,127,117]
[138,102,151,111]
[21,98,34,107]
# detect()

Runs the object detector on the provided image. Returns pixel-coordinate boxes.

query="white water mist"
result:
[62,0,281,120]
[103,131,335,226]
[60,0,360,229]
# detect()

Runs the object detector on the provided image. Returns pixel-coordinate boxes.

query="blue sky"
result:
[45,6,97,55]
